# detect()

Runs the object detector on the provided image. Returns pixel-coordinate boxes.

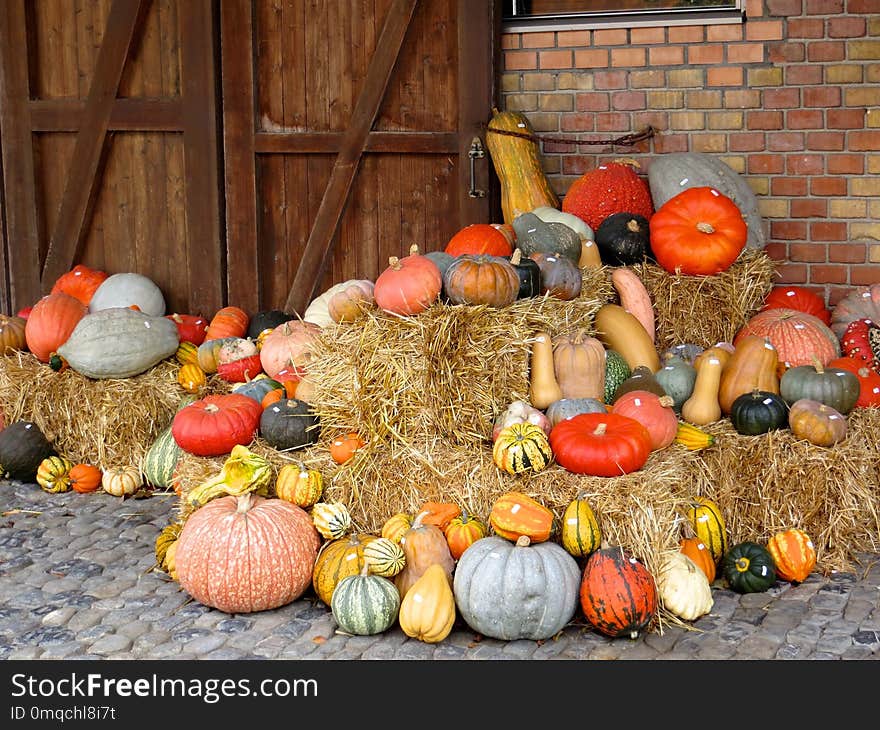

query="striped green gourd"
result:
[604,349,631,403]
[142,425,183,490]
[330,568,401,636]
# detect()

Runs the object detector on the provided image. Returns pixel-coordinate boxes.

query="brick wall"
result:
[499,0,880,305]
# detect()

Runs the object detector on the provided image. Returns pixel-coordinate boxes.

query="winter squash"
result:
[274,462,323,508]
[183,444,270,511]
[445,223,514,257]
[204,305,249,341]
[246,310,291,341]
[579,545,658,639]
[331,565,401,635]
[172,393,262,457]
[654,355,697,414]
[840,318,880,370]
[492,422,553,475]
[562,159,654,232]
[529,252,582,300]
[166,313,209,345]
[610,390,678,450]
[51,264,109,306]
[560,494,602,559]
[141,425,183,490]
[175,340,200,367]
[717,335,780,415]
[0,421,54,481]
[827,356,880,408]
[415,501,461,530]
[454,535,581,641]
[373,245,442,316]
[381,513,413,544]
[531,205,595,246]
[311,501,352,540]
[729,389,789,435]
[57,308,180,380]
[685,497,727,566]
[36,455,74,493]
[610,266,655,343]
[444,510,487,560]
[656,552,714,622]
[68,463,103,494]
[693,342,734,372]
[611,365,667,403]
[485,108,559,224]
[529,331,564,409]
[176,493,320,613]
[779,359,860,415]
[553,330,606,401]
[593,304,661,372]
[328,432,366,464]
[680,537,716,584]
[88,272,165,316]
[492,399,552,440]
[24,292,87,363]
[422,251,457,294]
[681,355,724,426]
[231,374,283,404]
[830,282,880,339]
[177,363,207,394]
[312,533,377,605]
[762,285,831,325]
[604,349,631,402]
[788,398,847,446]
[509,248,542,300]
[545,397,607,427]
[766,528,816,584]
[258,320,321,379]
[673,421,716,450]
[489,491,555,543]
[398,563,457,643]
[734,308,840,369]
[362,537,406,578]
[0,315,27,354]
[512,212,583,265]
[649,186,747,276]
[443,254,520,308]
[595,213,652,266]
[721,541,777,593]
[549,412,653,477]
[325,280,375,324]
[394,511,455,599]
[101,465,142,497]
[260,398,320,451]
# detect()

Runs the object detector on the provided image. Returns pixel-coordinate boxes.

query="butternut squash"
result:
[718,335,780,415]
[552,330,606,401]
[693,342,734,372]
[579,239,603,269]
[529,331,564,409]
[681,355,724,426]
[610,267,655,343]
[593,304,660,373]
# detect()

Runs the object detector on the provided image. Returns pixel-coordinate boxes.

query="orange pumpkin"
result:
[204,306,249,342]
[488,491,554,544]
[416,501,461,530]
[258,320,321,379]
[329,432,366,464]
[50,264,108,306]
[373,245,442,316]
[766,528,816,583]
[444,510,487,560]
[24,292,87,363]
[735,308,840,369]
[381,512,413,544]
[610,390,678,451]
[0,315,27,354]
[68,463,103,494]
[445,223,514,258]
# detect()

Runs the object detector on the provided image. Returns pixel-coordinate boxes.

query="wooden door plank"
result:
[0,0,43,310]
[40,0,148,291]
[284,0,420,314]
[29,99,183,132]
[180,0,223,316]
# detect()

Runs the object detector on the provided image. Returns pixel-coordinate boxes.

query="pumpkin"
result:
[68,463,103,494]
[101,465,142,497]
[528,331,564,409]
[445,223,513,257]
[594,213,653,266]
[830,282,880,339]
[529,252,582,300]
[491,399,552,440]
[373,245,442,316]
[611,364,667,403]
[87,272,165,316]
[511,212,582,265]
[508,248,542,300]
[545,397,607,427]
[260,398,320,451]
[177,363,207,393]
[331,565,400,636]
[422,251,457,293]
[166,312,209,345]
[50,264,109,306]
[175,340,200,367]
[196,336,236,373]
[362,537,406,578]
[788,398,847,446]
[0,315,27,353]
[560,494,602,559]
[327,280,375,324]
[0,421,54,481]
[531,205,595,246]
[416,501,461,530]
[398,563,457,644]
[552,329,606,401]
[721,541,777,593]
[274,462,323,508]
[155,521,183,574]
[175,492,320,613]
[36,455,74,493]
[654,355,697,414]
[245,310,291,341]
[827,356,880,408]
[492,422,553,475]
[485,108,559,224]
[655,551,714,622]
[311,501,352,540]
[673,421,716,450]
[685,497,727,566]
[488,491,555,543]
[204,305,249,341]
[766,528,816,584]
[549,412,652,477]
[232,373,284,404]
[171,393,262,457]
[141,424,182,491]
[453,535,581,641]
[394,511,455,599]
[56,308,180,379]
[779,358,860,415]
[734,308,840,369]
[680,537,716,584]
[444,510,487,560]
[258,320,321,379]
[610,390,678,451]
[729,389,789,435]
[579,545,658,639]
[24,292,87,363]
[312,533,377,605]
[840,318,880,370]
[381,513,413,544]
[762,285,831,325]
[443,254,520,308]
[649,186,747,276]
[562,158,654,232]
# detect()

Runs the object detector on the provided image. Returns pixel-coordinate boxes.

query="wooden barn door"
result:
[220,0,500,315]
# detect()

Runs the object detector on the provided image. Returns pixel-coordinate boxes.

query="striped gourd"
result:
[492,422,552,474]
[312,501,352,540]
[363,537,406,578]
[275,463,323,508]
[685,497,728,565]
[560,494,601,558]
[312,533,377,605]
[177,363,206,393]
[142,425,183,490]
[36,456,74,493]
[381,512,412,544]
[155,521,183,573]
[330,567,400,635]
[766,528,816,583]
[176,340,200,366]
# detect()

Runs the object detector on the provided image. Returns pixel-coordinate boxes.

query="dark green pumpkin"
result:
[779,362,860,415]
[653,355,697,414]
[594,212,653,266]
[246,310,293,340]
[509,248,541,299]
[0,421,54,481]
[512,212,582,265]
[729,389,789,435]
[259,398,320,450]
[722,541,777,593]
[604,349,631,403]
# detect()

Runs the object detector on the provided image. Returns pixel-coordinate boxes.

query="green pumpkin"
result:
[259,398,319,451]
[779,362,860,415]
[330,569,401,636]
[722,541,777,593]
[653,355,697,414]
[729,389,789,436]
[603,349,631,403]
[0,421,54,481]
[594,212,652,266]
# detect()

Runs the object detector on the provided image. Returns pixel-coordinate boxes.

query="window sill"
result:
[503,8,745,34]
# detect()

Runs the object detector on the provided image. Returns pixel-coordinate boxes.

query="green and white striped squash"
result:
[142,424,183,490]
[57,307,179,379]
[363,537,406,578]
[330,568,401,636]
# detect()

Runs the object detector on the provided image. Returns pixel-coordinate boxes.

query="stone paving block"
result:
[132,631,172,654]
[500,639,540,658]
[41,606,76,626]
[40,641,87,659]
[180,634,229,654]
[115,621,152,641]
[67,610,106,633]
[88,634,134,655]
[733,635,783,659]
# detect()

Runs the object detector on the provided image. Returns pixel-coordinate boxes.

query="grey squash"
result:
[653,355,697,414]
[512,212,582,265]
[0,421,54,481]
[259,398,319,450]
[545,397,607,427]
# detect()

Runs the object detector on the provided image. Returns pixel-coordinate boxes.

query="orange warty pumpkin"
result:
[562,159,654,232]
[766,528,816,583]
[24,292,88,363]
[488,491,554,543]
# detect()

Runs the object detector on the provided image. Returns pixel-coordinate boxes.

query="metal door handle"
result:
[468,137,486,198]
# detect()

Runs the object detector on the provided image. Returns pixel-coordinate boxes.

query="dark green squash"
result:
[611,365,667,404]
[594,212,653,266]
[512,212,582,265]
[509,249,541,299]
[0,421,54,481]
[729,389,789,435]
[246,310,293,340]
[722,541,777,593]
[653,355,697,414]
[603,349,631,403]
[259,398,320,450]
[545,397,607,427]
[779,360,860,415]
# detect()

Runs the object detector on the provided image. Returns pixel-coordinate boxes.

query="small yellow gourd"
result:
[681,355,723,426]
[397,563,456,643]
[529,331,564,409]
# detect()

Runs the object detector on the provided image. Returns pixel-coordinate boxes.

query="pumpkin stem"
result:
[658,395,675,409]
[515,535,531,548]
[388,256,402,270]
[696,222,715,234]
[408,244,421,256]
[203,403,220,414]
[593,422,608,436]
[811,355,824,373]
[626,218,641,233]
[510,248,522,266]
[236,492,256,513]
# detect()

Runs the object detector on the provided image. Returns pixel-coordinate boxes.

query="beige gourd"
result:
[656,551,714,621]
[552,330,606,401]
[529,331,564,409]
[397,563,457,643]
[593,304,660,372]
[681,355,724,426]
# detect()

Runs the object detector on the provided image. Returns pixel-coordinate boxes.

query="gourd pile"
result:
[2,113,879,640]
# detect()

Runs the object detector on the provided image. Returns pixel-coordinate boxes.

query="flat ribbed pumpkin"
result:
[735,307,840,369]
[488,491,554,543]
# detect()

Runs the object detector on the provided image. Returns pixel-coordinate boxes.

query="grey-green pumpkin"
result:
[330,569,401,636]
[259,398,319,450]
[654,355,697,414]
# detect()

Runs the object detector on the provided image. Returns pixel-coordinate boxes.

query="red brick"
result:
[787,19,825,39]
[557,31,590,47]
[654,133,689,153]
[829,243,867,264]
[748,111,784,130]
[771,177,808,196]
[773,263,808,283]
[574,49,610,68]
[595,112,632,132]
[768,42,805,63]
[594,29,628,46]
[576,93,611,112]
[806,131,845,151]
[562,156,595,175]
[522,32,555,49]
[786,110,824,129]
[848,0,880,11]
[790,243,828,261]
[539,50,573,69]
[668,26,705,43]
[611,48,647,68]
[633,111,669,130]
[631,27,666,44]
[749,154,786,174]
[791,199,828,218]
[689,45,724,65]
[810,222,847,241]
[810,265,848,284]
[768,132,805,151]
[827,17,866,38]
[767,0,803,16]
[709,68,744,87]
[827,154,865,174]
[612,91,647,111]
[763,88,801,109]
[593,71,628,90]
[707,25,743,42]
[771,221,808,240]
[649,46,685,66]
[807,42,846,62]
[803,86,841,108]
[764,242,789,261]
[810,177,847,196]
[561,115,596,132]
[730,132,767,152]
[501,34,520,50]
[852,266,880,285]
[728,44,765,63]
[785,66,823,85]
[787,154,825,174]
[544,139,578,153]
[746,20,784,41]
[850,131,880,151]
[505,51,538,70]
[806,0,842,12]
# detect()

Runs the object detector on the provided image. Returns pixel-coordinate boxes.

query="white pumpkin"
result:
[88,272,166,316]
[303,281,351,328]
[656,551,714,621]
[531,206,594,243]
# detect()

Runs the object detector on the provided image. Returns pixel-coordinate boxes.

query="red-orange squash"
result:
[416,501,462,531]
[766,528,816,584]
[204,306,249,342]
[329,432,366,464]
[24,292,88,363]
[68,463,103,494]
[549,412,652,477]
[445,223,514,258]
[373,245,442,316]
[827,356,880,408]
[50,264,108,307]
[762,285,831,326]
[444,511,487,560]
[171,393,262,457]
[562,159,654,232]
[488,491,554,544]
[175,493,320,613]
[734,307,840,369]
[680,537,716,584]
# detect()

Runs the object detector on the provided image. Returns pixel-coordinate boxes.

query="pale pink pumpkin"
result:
[734,307,840,368]
[258,320,321,379]
[175,493,320,613]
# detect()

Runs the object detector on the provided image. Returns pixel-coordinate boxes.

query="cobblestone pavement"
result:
[1,480,878,662]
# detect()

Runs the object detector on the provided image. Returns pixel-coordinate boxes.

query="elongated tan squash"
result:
[681,355,724,425]
[593,304,660,372]
[611,267,655,343]
[529,331,564,409]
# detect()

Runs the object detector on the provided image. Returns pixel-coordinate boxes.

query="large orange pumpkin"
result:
[827,356,880,408]
[24,292,87,363]
[734,307,840,369]
[373,245,442,316]
[50,264,108,307]
[761,285,831,326]
[610,390,678,451]
[0,315,27,354]
[175,493,320,613]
